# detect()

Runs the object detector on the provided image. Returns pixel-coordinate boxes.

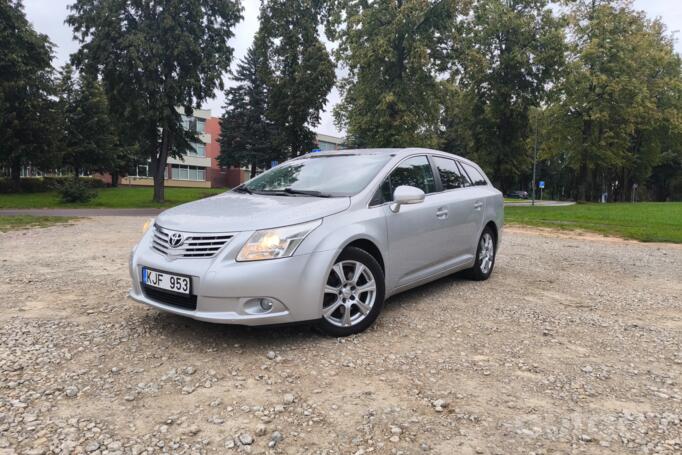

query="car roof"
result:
[301,147,476,166]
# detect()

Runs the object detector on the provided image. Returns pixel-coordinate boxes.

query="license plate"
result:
[142,267,191,295]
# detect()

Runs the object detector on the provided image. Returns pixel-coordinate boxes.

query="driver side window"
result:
[371,156,436,205]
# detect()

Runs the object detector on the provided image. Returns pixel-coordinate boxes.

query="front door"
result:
[381,155,456,290]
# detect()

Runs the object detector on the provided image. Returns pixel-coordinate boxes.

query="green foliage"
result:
[219,36,282,176]
[506,203,682,243]
[0,187,225,209]
[0,176,105,193]
[543,0,682,201]
[329,0,463,148]
[58,179,97,203]
[66,0,243,202]
[260,0,335,156]
[443,0,565,191]
[0,0,61,181]
[57,65,117,178]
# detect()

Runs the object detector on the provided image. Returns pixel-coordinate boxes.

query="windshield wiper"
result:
[232,185,252,194]
[283,188,332,198]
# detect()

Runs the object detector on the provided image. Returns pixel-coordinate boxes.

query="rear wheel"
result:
[316,247,385,337]
[466,227,496,281]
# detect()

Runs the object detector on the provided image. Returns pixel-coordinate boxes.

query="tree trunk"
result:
[111,170,119,188]
[10,160,21,186]
[250,163,257,178]
[153,126,171,203]
[577,120,592,202]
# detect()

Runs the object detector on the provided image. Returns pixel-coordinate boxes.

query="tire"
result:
[466,226,497,281]
[316,247,385,337]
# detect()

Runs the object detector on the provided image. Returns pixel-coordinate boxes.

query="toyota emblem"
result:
[168,232,184,248]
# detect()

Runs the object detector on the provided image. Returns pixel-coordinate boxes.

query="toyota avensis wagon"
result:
[129,148,504,336]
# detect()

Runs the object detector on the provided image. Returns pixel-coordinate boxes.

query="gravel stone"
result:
[238,432,254,445]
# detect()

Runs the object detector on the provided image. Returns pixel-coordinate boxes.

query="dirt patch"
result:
[505,224,682,249]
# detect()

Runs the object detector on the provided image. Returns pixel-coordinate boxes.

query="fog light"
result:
[259,298,273,311]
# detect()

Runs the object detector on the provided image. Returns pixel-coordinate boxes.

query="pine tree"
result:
[260,0,335,156]
[58,65,116,179]
[219,36,281,178]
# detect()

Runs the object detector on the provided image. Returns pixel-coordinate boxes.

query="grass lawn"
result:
[506,202,682,243]
[0,216,75,232]
[0,187,226,209]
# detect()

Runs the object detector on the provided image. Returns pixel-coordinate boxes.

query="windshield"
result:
[243,154,392,197]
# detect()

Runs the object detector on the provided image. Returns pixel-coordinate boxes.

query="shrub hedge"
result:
[0,177,106,193]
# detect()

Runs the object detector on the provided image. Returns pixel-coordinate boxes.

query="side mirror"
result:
[390,185,425,213]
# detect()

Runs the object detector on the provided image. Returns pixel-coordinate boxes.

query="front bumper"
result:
[129,233,340,325]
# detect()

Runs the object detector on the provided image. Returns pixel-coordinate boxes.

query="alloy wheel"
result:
[323,260,377,328]
[479,232,495,274]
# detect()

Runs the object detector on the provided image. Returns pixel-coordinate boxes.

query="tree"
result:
[546,0,682,201]
[67,0,243,202]
[259,0,335,156]
[0,0,59,185]
[57,65,116,180]
[446,0,565,192]
[219,36,281,178]
[329,0,463,148]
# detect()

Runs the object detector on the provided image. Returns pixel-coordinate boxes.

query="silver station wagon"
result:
[129,148,504,336]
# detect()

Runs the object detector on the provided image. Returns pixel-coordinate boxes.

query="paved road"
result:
[504,200,575,207]
[0,208,163,217]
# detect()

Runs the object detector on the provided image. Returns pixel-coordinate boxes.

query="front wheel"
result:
[316,247,385,337]
[466,227,496,281]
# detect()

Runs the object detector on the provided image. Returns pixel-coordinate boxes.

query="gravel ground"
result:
[1,217,681,455]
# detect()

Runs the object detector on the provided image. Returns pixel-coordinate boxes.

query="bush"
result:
[0,176,107,193]
[58,179,98,203]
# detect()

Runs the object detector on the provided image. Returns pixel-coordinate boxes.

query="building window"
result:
[171,164,206,181]
[20,166,43,177]
[136,165,150,177]
[187,142,205,157]
[318,141,337,151]
[181,115,206,134]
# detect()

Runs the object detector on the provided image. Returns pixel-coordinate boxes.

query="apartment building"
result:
[119,108,345,188]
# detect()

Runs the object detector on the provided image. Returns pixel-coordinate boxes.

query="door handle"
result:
[436,207,449,219]
[474,201,483,210]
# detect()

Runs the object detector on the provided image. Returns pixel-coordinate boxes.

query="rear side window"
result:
[460,162,488,186]
[433,156,469,190]
[371,155,436,204]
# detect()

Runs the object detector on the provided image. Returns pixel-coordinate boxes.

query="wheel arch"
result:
[483,220,499,246]
[343,238,385,273]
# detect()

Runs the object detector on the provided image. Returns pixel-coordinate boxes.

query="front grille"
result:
[142,285,197,310]
[152,225,234,259]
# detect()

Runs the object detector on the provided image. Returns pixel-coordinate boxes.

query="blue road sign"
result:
[539,180,545,189]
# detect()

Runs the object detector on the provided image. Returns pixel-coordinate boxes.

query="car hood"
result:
[155,192,351,233]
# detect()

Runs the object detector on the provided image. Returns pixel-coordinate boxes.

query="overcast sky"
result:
[22,0,682,138]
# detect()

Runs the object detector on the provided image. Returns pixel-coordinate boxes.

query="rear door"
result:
[432,156,481,263]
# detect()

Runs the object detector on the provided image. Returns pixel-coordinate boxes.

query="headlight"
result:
[142,218,155,234]
[237,220,322,262]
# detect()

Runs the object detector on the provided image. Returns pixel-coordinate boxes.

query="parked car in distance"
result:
[507,190,529,199]
[129,148,504,336]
